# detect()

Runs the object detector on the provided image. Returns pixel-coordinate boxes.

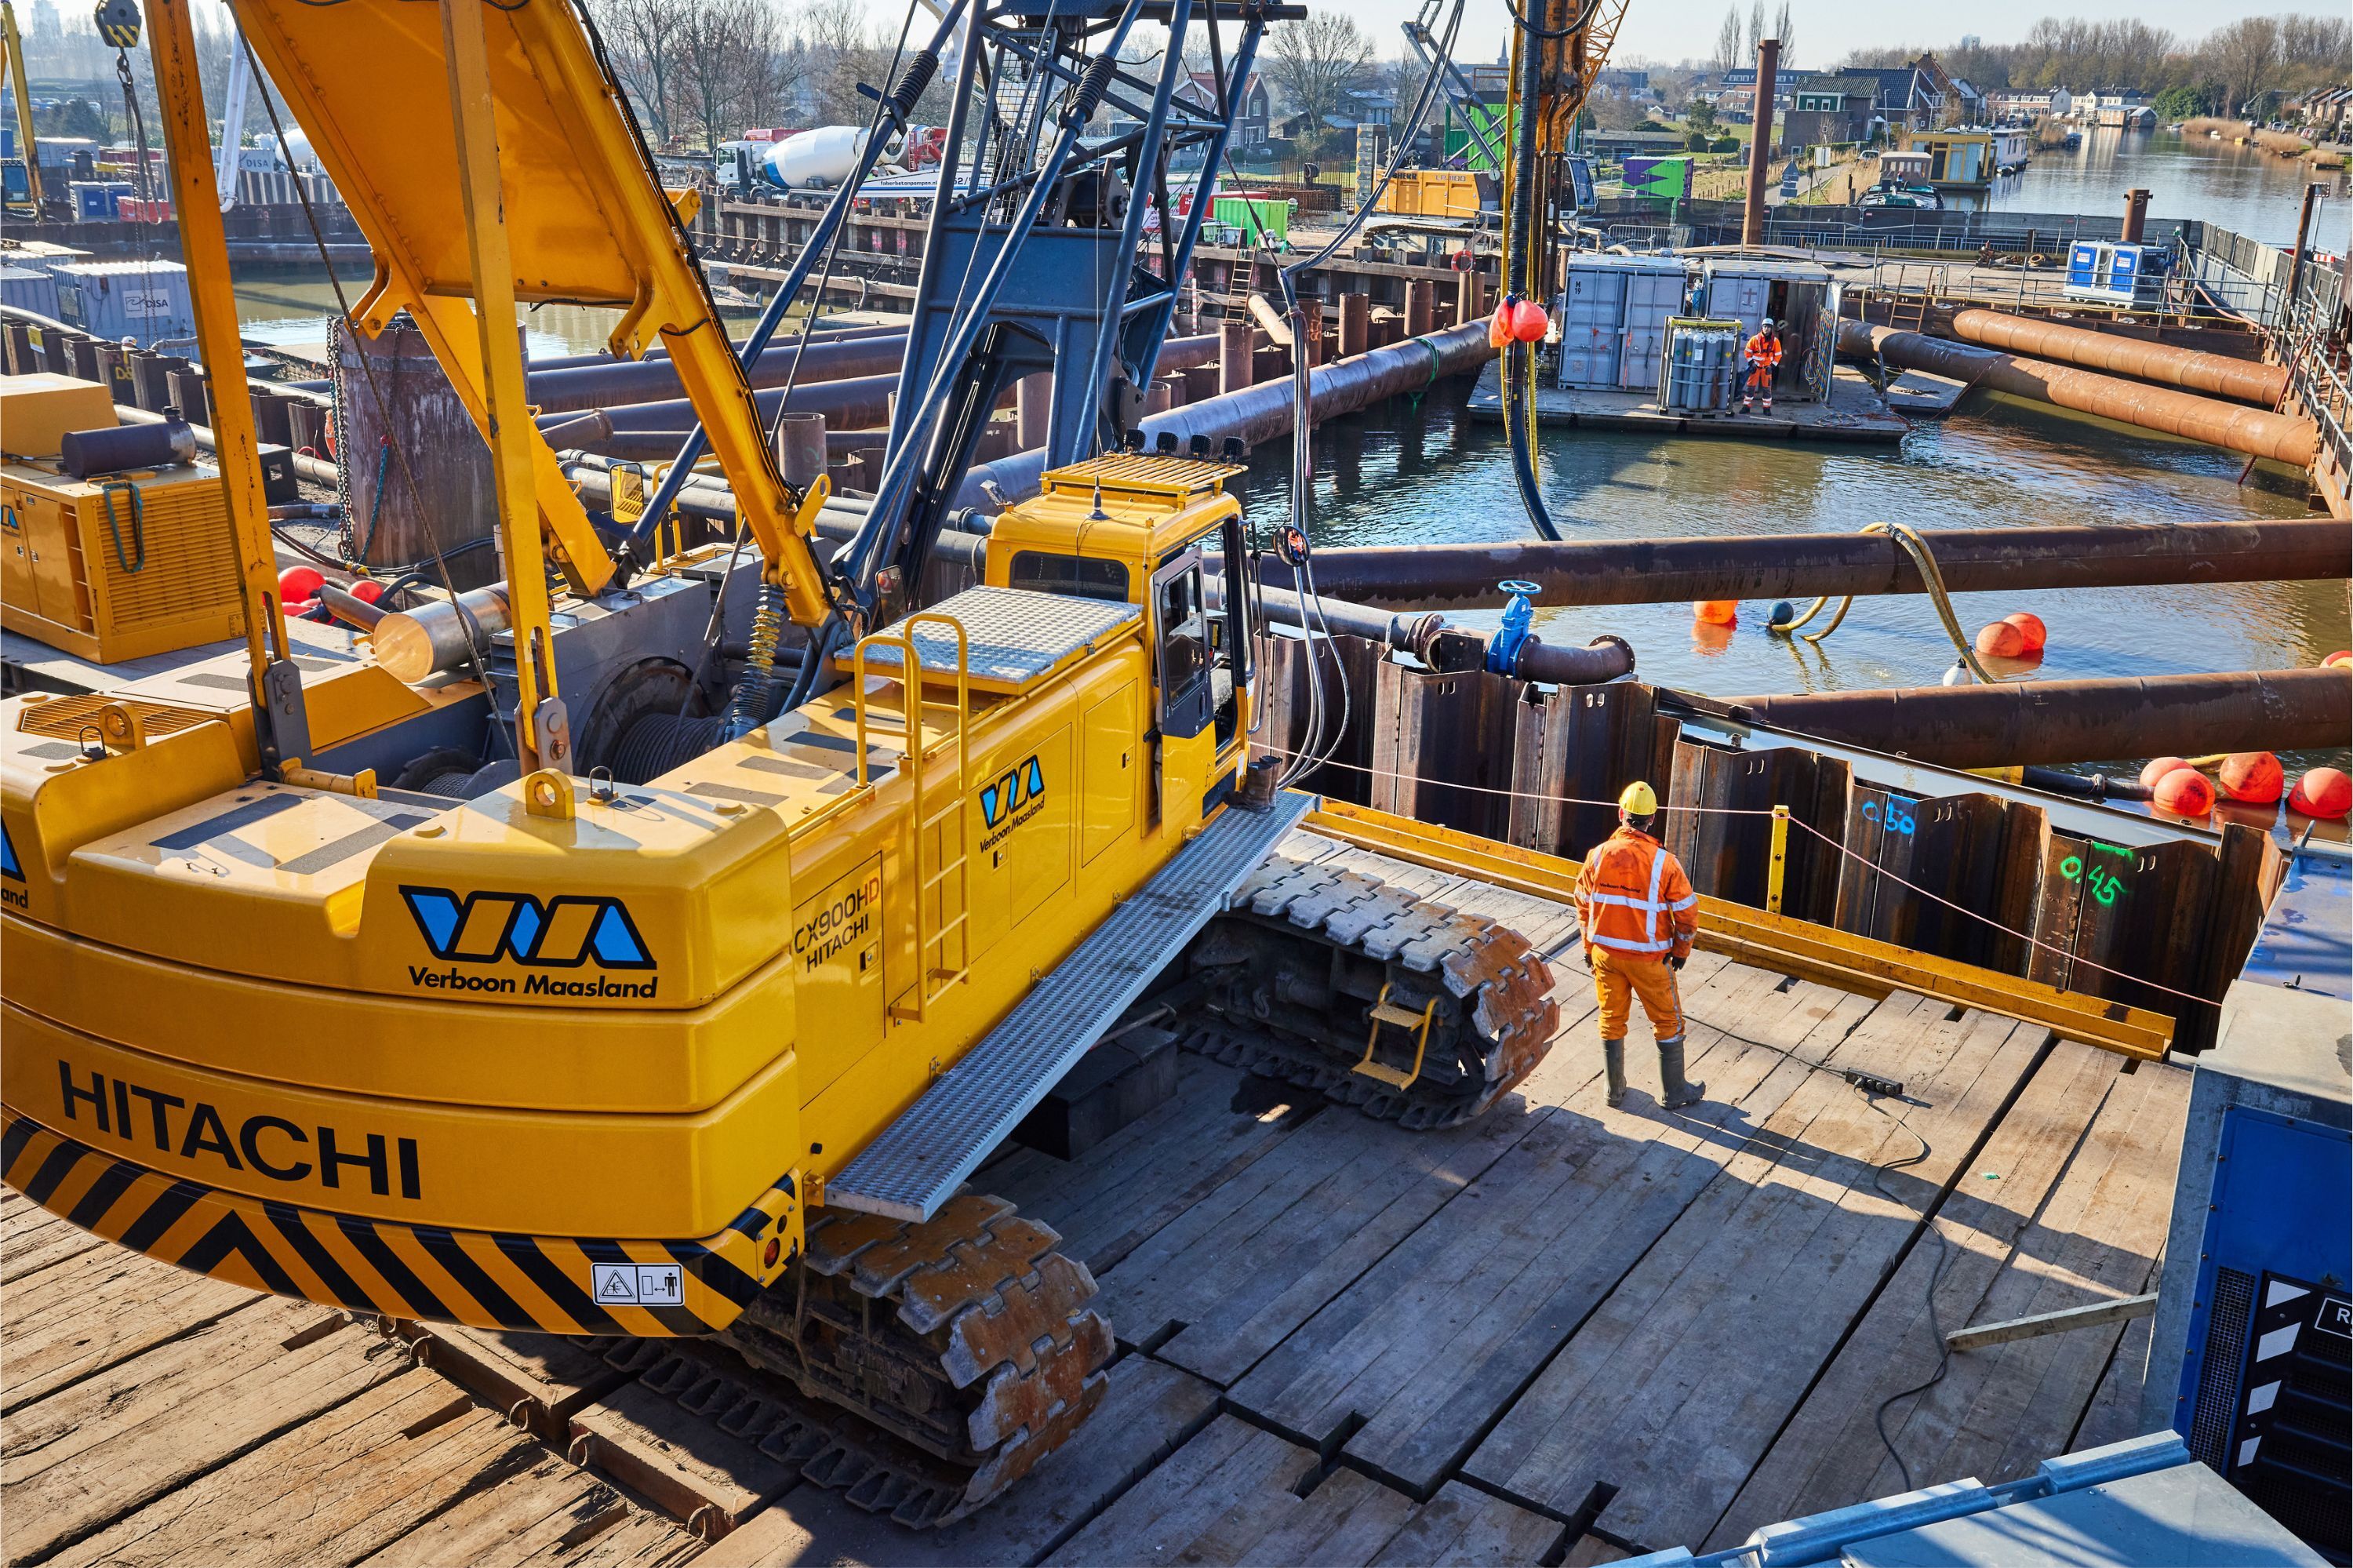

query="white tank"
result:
[283,129,317,170]
[762,126,875,191]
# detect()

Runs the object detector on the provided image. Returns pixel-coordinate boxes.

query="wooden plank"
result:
[698,1355,1220,1567]
[569,1380,795,1540]
[1227,970,1871,1494]
[2,1235,257,1413]
[1041,1414,1560,1566]
[1944,1291,2158,1352]
[1464,993,2053,1544]
[2,1301,402,1565]
[1700,1052,2186,1552]
[396,1321,635,1441]
[2070,1258,2160,1457]
[46,1369,538,1568]
[353,1451,697,1568]
[1,1201,110,1282]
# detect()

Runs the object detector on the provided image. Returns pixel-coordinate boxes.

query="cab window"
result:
[1008,550,1130,603]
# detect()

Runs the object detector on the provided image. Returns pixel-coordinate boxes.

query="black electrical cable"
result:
[1870,1112,1951,1491]
[1501,0,1563,542]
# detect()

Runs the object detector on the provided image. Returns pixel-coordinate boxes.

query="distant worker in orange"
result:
[1740,318,1782,413]
[1574,782,1704,1110]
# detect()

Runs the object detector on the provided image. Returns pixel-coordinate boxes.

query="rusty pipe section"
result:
[955,322,1497,506]
[1286,519,2351,609]
[1840,322,2318,466]
[1720,668,2351,768]
[1206,577,1635,684]
[525,332,911,414]
[1946,309,2289,407]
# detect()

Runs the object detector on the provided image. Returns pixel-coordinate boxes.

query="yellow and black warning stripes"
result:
[1,1109,796,1338]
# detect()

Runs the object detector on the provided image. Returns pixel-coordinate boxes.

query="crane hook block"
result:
[93,0,140,47]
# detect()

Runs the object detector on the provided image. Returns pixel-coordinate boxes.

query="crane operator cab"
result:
[986,451,1253,822]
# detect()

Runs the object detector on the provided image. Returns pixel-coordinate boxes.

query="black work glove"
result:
[1667,953,1687,971]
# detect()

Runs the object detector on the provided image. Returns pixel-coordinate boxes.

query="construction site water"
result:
[1980,126,2347,244]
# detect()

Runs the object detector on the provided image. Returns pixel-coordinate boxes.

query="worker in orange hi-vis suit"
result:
[1574,782,1705,1110]
[1740,318,1782,413]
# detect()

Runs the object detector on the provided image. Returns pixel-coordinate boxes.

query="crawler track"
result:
[619,1193,1111,1528]
[1183,855,1559,1130]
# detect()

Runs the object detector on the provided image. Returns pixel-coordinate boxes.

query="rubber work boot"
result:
[1602,1038,1627,1108]
[1657,1035,1705,1109]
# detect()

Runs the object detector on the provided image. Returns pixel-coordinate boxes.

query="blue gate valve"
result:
[1487,580,1541,675]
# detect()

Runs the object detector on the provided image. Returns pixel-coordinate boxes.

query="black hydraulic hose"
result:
[1502,0,1561,542]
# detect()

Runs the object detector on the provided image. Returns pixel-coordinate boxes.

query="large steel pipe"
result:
[1287,519,2352,609]
[526,333,911,413]
[1209,580,1636,684]
[547,373,906,436]
[955,322,1497,505]
[1946,309,2289,407]
[1722,668,2351,768]
[1840,322,2318,466]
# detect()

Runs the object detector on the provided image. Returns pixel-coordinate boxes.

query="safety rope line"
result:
[1250,738,2220,1009]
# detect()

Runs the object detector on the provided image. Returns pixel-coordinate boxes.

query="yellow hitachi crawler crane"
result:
[0,0,1561,1526]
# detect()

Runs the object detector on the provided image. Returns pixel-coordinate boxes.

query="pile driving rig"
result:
[0,0,1565,1525]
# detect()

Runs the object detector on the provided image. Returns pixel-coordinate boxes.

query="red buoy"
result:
[2002,612,2047,653]
[2325,650,2351,668]
[2152,767,2215,817]
[1509,300,1549,342]
[1693,599,1738,625]
[1488,304,1515,350]
[2289,767,2352,820]
[278,566,324,604]
[2218,751,2284,804]
[1973,620,2027,658]
[347,579,385,604]
[2138,755,2191,790]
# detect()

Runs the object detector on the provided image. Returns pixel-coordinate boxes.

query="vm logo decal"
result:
[979,755,1046,830]
[399,886,654,969]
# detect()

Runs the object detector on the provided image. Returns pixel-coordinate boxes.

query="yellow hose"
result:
[1801,521,2002,682]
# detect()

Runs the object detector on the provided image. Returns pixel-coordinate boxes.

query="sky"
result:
[1354,0,2353,71]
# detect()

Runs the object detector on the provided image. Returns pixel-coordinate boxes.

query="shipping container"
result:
[1700,258,1841,403]
[1553,253,1691,392]
[67,180,133,221]
[0,264,61,325]
[49,260,197,350]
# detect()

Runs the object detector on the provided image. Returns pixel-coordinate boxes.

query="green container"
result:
[1213,194,1292,242]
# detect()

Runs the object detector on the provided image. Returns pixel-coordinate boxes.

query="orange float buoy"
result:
[1693,599,1738,625]
[2138,755,2191,790]
[1487,304,1515,350]
[2217,751,2284,804]
[278,566,324,604]
[1509,300,1550,342]
[1973,620,2027,658]
[2002,612,2047,653]
[2289,766,2352,820]
[2325,650,2352,668]
[2152,767,2215,817]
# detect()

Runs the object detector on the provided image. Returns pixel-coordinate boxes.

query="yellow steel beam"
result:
[1,3,41,215]
[438,0,560,772]
[1302,799,2174,1060]
[147,0,297,759]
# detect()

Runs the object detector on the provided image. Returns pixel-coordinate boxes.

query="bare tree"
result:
[803,0,887,126]
[1714,6,1742,74]
[2204,15,2279,116]
[592,0,692,147]
[1747,0,1764,60]
[1773,1,1795,68]
[1264,13,1373,143]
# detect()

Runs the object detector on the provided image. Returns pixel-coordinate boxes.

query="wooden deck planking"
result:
[695,1355,1220,1567]
[1464,993,2054,1544]
[47,1370,526,1568]
[2,1303,408,1563]
[353,1453,699,1568]
[1695,1042,2175,1549]
[2,1231,258,1413]
[1040,1414,1564,1567]
[1227,967,1875,1492]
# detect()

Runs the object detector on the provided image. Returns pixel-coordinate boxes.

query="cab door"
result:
[1150,548,1217,829]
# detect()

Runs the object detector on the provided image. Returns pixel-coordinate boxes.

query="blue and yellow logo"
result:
[398,886,653,970]
[980,755,1046,830]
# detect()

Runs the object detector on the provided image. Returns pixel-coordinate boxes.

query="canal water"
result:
[1977,126,2345,246]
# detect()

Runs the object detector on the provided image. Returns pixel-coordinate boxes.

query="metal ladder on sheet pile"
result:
[1879,261,1943,331]
[853,613,973,1024]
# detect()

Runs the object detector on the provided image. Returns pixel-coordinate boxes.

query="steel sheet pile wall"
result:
[1256,631,2285,1051]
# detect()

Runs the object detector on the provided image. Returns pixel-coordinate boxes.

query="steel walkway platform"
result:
[827,788,1315,1222]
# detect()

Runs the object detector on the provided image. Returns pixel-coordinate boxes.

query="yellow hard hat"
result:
[1619,780,1659,817]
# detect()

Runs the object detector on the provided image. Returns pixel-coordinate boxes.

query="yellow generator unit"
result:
[1374,168,1490,224]
[2,373,244,663]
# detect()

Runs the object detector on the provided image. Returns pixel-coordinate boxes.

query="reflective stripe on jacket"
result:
[1744,331,1782,367]
[1575,826,1699,957]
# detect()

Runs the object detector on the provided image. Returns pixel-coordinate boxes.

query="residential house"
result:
[1592,67,1651,100]
[1947,76,1989,126]
[1846,64,1943,133]
[1176,69,1271,147]
[1784,74,1878,147]
[2299,85,2351,136]
[1988,88,2072,122]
